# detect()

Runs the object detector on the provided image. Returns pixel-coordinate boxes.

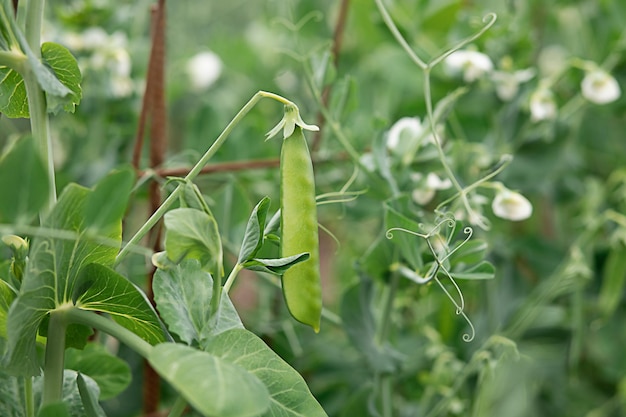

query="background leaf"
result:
[242,253,310,275]
[153,260,243,346]
[598,243,626,318]
[148,343,270,417]
[84,166,135,232]
[65,343,132,400]
[204,328,329,417]
[0,136,49,224]
[34,370,104,417]
[448,260,496,280]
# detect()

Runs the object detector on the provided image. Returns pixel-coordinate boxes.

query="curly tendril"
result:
[386,218,477,342]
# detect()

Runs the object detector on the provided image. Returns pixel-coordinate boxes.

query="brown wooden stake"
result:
[132,0,167,415]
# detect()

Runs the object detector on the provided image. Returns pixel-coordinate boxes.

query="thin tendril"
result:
[433,276,475,342]
[440,226,473,263]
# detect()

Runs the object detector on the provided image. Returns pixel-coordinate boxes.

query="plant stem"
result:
[167,396,188,417]
[41,309,68,406]
[23,376,34,417]
[24,0,44,55]
[377,267,400,346]
[65,308,153,358]
[115,91,291,266]
[23,70,57,214]
[222,263,243,294]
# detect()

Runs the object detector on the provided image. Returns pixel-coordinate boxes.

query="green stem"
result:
[167,395,188,417]
[115,91,291,266]
[65,308,152,358]
[41,309,68,406]
[377,267,400,346]
[23,376,34,417]
[380,375,393,417]
[23,69,57,213]
[223,263,243,294]
[24,0,45,57]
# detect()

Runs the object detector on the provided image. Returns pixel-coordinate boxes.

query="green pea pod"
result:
[280,126,322,332]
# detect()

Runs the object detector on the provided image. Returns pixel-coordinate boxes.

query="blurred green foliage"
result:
[2,0,626,416]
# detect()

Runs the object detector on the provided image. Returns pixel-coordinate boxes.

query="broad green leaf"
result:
[0,66,29,118]
[449,260,496,280]
[598,243,626,318]
[204,328,329,417]
[34,370,103,417]
[340,280,397,373]
[74,263,165,345]
[65,343,131,400]
[242,253,310,275]
[5,184,122,376]
[76,373,106,417]
[0,136,49,224]
[84,166,135,232]
[164,207,223,277]
[238,196,271,263]
[0,369,22,417]
[149,343,270,417]
[153,260,242,346]
[41,42,82,114]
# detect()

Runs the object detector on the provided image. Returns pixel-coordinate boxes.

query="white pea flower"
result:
[81,27,109,50]
[529,87,557,122]
[411,172,452,205]
[537,45,569,77]
[186,51,223,90]
[265,104,319,140]
[492,189,532,221]
[581,70,621,104]
[445,50,494,83]
[491,68,536,101]
[387,117,423,151]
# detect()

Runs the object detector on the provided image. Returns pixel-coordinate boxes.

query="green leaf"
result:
[448,260,496,280]
[242,253,310,275]
[5,184,122,376]
[340,280,397,373]
[84,166,135,232]
[238,196,271,263]
[34,370,104,417]
[76,372,106,417]
[74,263,165,345]
[41,42,82,114]
[153,260,242,346]
[0,66,28,118]
[0,136,49,224]
[598,243,626,318]
[65,343,131,400]
[204,329,329,417]
[164,207,223,277]
[148,343,270,417]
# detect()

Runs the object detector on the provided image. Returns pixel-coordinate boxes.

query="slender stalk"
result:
[377,267,399,345]
[65,308,153,358]
[23,376,34,417]
[24,0,44,57]
[23,70,57,213]
[115,91,292,266]
[223,263,243,294]
[166,396,188,417]
[41,309,68,406]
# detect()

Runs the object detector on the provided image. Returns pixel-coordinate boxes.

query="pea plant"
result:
[2,0,626,416]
